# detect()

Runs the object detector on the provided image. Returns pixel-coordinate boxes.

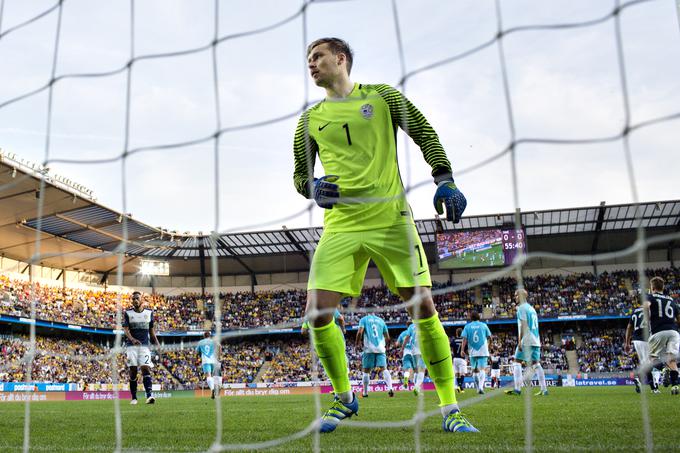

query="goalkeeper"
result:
[293,37,476,434]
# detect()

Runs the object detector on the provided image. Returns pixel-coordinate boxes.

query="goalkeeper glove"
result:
[313,175,340,209]
[433,179,467,223]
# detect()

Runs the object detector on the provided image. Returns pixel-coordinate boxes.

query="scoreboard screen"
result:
[436,228,526,270]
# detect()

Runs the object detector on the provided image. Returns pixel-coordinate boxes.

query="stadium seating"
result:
[2,268,677,332]
[1,267,678,388]
[0,335,174,389]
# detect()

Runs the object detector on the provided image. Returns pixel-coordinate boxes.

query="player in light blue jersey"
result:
[506,289,548,396]
[397,322,414,390]
[356,314,393,398]
[402,322,426,395]
[197,331,222,399]
[461,312,492,394]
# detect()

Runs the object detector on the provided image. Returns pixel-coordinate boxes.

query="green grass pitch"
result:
[1,387,678,452]
[440,242,505,269]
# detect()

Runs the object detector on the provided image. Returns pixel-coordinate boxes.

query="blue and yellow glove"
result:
[433,179,467,222]
[313,175,340,209]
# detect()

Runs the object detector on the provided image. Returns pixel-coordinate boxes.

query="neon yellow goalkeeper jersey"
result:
[293,83,452,232]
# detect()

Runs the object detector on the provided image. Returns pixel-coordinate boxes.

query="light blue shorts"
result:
[402,354,425,370]
[402,354,415,370]
[470,356,488,370]
[202,363,221,376]
[362,352,387,369]
[515,346,541,363]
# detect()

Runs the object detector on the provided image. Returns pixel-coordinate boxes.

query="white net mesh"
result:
[0,0,679,452]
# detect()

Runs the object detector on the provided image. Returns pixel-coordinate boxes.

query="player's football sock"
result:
[416,371,425,389]
[310,320,351,396]
[337,391,353,404]
[512,363,523,392]
[382,370,393,391]
[362,373,370,396]
[670,370,679,386]
[207,377,214,390]
[214,376,222,389]
[129,380,138,400]
[662,367,671,387]
[479,371,486,391]
[634,377,641,393]
[652,369,661,386]
[416,314,457,407]
[533,363,547,392]
[142,374,152,398]
[646,371,657,390]
[403,370,410,387]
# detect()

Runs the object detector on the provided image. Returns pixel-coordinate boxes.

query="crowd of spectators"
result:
[1,268,678,335]
[162,340,270,389]
[0,335,174,389]
[0,320,651,387]
[0,275,204,331]
[576,329,636,373]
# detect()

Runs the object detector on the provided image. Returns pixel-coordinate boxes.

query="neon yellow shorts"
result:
[308,223,431,297]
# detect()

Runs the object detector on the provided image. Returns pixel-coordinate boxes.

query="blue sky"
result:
[1,0,679,234]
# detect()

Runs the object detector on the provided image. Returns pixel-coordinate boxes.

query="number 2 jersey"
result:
[293,83,452,233]
[647,292,679,335]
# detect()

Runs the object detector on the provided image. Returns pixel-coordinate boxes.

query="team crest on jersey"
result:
[360,103,373,119]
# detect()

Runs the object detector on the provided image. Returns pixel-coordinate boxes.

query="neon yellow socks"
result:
[416,314,457,406]
[310,320,350,395]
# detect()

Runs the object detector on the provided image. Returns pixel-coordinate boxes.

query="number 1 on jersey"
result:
[342,123,352,145]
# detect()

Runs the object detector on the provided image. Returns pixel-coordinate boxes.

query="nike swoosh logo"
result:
[318,122,330,131]
[430,356,450,366]
[413,270,427,276]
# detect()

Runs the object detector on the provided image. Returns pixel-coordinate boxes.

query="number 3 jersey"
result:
[647,292,679,335]
[293,83,452,233]
[359,314,388,354]
[123,308,154,346]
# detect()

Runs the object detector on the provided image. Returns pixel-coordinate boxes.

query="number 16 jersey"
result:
[647,292,679,334]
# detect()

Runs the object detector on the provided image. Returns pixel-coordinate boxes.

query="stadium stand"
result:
[3,268,678,331]
[0,267,677,388]
[0,335,174,389]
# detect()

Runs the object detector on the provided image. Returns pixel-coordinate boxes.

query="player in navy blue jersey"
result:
[123,291,161,405]
[489,355,501,389]
[643,277,680,394]
[625,299,659,392]
[451,328,467,393]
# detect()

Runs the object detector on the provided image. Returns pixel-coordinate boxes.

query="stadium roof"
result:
[1,158,679,278]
